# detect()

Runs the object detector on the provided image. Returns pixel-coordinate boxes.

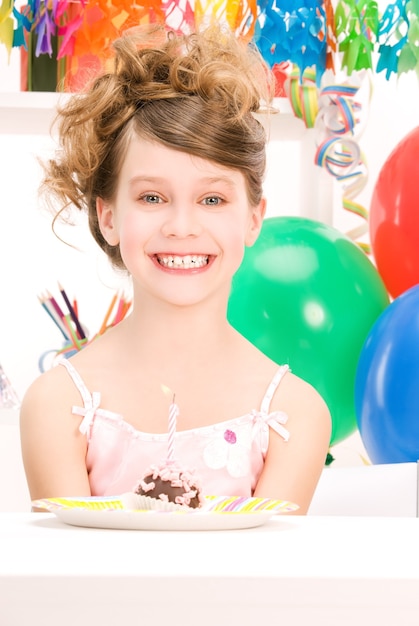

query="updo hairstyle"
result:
[42,25,275,269]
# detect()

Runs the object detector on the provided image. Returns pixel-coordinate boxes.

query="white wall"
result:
[0,125,130,401]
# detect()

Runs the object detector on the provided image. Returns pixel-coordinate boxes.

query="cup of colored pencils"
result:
[38,284,132,368]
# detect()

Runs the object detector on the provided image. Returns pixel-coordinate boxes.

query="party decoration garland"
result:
[2,1,419,82]
[253,1,328,81]
[334,0,379,76]
[377,0,419,79]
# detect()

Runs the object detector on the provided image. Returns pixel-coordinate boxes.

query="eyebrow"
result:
[128,176,165,186]
[128,175,238,188]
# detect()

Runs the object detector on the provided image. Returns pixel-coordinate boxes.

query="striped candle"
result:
[167,394,179,462]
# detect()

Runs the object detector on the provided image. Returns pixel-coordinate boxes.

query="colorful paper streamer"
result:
[3,1,419,89]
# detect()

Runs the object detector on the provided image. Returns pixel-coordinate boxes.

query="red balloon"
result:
[370,127,419,298]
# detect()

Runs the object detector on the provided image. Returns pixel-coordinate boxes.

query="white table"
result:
[1,513,419,626]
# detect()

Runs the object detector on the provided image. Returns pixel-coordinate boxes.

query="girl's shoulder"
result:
[272,366,328,408]
[20,361,92,502]
[269,369,332,442]
[20,360,84,428]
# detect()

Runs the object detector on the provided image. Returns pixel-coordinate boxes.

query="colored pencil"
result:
[99,292,118,335]
[58,282,86,340]
[112,295,125,326]
[62,314,87,350]
[112,293,132,326]
[46,289,66,321]
[38,294,69,340]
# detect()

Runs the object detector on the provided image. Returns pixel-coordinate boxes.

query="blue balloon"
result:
[355,285,419,463]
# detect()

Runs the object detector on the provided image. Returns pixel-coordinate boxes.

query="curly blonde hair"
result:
[43,25,275,269]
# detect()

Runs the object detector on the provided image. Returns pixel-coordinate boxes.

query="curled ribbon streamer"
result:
[284,66,370,252]
[285,66,370,252]
[313,78,371,253]
[286,66,319,129]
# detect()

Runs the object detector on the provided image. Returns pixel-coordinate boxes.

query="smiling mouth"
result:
[156,254,209,269]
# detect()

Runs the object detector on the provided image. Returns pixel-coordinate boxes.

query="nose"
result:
[161,204,202,238]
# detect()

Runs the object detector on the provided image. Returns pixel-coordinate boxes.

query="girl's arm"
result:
[20,366,91,509]
[253,375,332,515]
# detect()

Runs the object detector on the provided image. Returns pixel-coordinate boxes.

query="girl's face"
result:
[97,137,265,307]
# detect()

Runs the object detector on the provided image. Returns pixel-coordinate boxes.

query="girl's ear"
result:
[245,198,266,247]
[96,198,119,245]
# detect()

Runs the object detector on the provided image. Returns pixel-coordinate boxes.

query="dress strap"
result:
[58,358,102,439]
[58,359,122,440]
[260,364,290,414]
[255,365,290,442]
[58,358,94,409]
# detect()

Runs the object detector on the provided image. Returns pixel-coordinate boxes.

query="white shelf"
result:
[0,91,70,135]
[0,92,297,136]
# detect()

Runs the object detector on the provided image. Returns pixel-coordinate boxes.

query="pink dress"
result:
[59,359,290,497]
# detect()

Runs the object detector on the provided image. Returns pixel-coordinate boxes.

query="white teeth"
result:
[157,255,209,269]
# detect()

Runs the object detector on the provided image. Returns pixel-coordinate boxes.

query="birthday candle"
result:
[167,394,179,462]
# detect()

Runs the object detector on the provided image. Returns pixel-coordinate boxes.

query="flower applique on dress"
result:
[203,405,290,479]
[203,423,253,478]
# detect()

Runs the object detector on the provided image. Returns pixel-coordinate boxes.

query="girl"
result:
[20,25,331,514]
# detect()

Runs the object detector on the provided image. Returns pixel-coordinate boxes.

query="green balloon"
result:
[228,217,390,445]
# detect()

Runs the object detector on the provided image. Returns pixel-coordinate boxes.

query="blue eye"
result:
[142,194,162,204]
[203,196,222,206]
